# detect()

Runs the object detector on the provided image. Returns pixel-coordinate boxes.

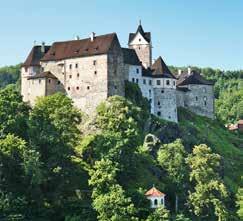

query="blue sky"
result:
[0,0,243,70]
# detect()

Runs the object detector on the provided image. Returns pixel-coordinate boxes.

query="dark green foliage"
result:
[237,185,243,219]
[0,64,21,89]
[0,85,29,138]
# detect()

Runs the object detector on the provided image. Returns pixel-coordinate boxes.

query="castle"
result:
[21,23,214,123]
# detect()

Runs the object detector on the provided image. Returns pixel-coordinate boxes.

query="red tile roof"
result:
[145,187,165,197]
[177,70,214,86]
[27,71,57,80]
[22,45,50,67]
[41,33,119,62]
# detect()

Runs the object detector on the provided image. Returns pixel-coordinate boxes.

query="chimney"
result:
[75,35,80,40]
[188,67,191,75]
[41,41,45,53]
[90,32,95,42]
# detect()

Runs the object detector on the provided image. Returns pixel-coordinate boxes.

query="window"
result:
[196,96,198,101]
[69,64,72,69]
[143,79,146,84]
[139,38,141,42]
[149,80,152,85]
[204,101,207,106]
[39,79,41,84]
[157,80,161,85]
[77,73,80,78]
[25,67,28,72]
[161,90,164,93]
[158,101,160,106]
[75,63,78,68]
[48,79,51,83]
[149,99,152,103]
[166,80,170,85]
[93,60,96,65]
[149,89,151,96]
[132,78,135,83]
[87,86,90,90]
[157,112,161,116]
[57,81,61,85]
[138,46,140,50]
[136,68,139,74]
[68,87,70,91]
[136,79,139,84]
[69,75,72,79]
[173,81,176,86]
[94,71,97,75]
[76,86,79,90]
[114,85,117,89]
[161,199,164,205]
[169,116,171,119]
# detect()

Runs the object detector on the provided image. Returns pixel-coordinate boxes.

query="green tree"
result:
[89,159,137,221]
[0,85,29,138]
[157,139,188,213]
[236,186,243,219]
[186,144,228,221]
[28,93,86,219]
[174,213,192,221]
[146,207,170,221]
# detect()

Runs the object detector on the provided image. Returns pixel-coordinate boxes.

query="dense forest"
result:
[0,65,242,220]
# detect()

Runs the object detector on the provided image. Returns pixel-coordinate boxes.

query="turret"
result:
[128,21,152,68]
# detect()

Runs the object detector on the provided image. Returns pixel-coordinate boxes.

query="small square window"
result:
[39,79,41,84]
[69,64,72,69]
[166,80,170,85]
[149,80,152,85]
[136,79,139,84]
[94,71,97,75]
[157,112,161,116]
[77,73,80,77]
[57,81,61,85]
[161,90,164,93]
[173,81,176,86]
[48,79,51,83]
[158,101,160,105]
[76,86,79,90]
[93,60,96,65]
[68,87,70,91]
[196,96,198,101]
[143,79,146,84]
[136,68,139,74]
[87,86,90,90]
[139,38,141,42]
[69,75,72,79]
[157,80,161,85]
[132,78,135,83]
[75,63,78,68]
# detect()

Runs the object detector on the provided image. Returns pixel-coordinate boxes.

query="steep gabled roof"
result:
[27,71,57,80]
[41,33,119,61]
[122,48,141,65]
[128,24,151,44]
[177,70,214,86]
[145,187,165,197]
[22,45,50,67]
[142,56,176,79]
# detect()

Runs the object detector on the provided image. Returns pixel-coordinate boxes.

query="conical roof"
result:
[145,187,165,197]
[128,24,151,44]
[149,56,176,79]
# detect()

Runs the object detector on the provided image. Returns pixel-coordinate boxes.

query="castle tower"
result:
[128,21,152,68]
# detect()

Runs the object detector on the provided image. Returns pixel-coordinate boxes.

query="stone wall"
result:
[107,38,125,97]
[153,88,178,122]
[41,54,109,114]
[184,84,214,119]
[27,78,46,106]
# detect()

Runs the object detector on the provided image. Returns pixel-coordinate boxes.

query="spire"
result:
[139,19,141,26]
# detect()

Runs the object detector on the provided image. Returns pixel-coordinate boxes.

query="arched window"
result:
[154,199,158,205]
